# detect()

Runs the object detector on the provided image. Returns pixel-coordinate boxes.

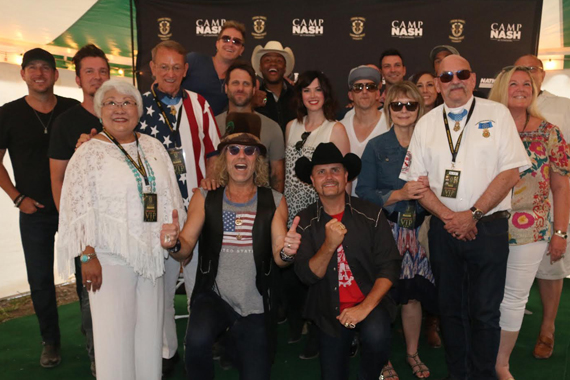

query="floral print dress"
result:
[509,121,570,245]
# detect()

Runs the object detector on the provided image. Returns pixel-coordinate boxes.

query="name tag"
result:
[398,203,416,229]
[168,148,187,175]
[143,193,158,222]
[441,169,461,198]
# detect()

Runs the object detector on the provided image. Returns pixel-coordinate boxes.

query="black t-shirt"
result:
[48,103,102,160]
[0,96,79,214]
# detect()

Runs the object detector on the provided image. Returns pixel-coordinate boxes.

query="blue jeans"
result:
[185,291,270,380]
[429,216,509,380]
[19,212,60,345]
[318,305,391,380]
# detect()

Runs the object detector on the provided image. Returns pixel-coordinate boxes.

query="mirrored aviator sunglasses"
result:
[389,101,419,112]
[438,69,471,83]
[228,145,258,156]
[220,35,243,46]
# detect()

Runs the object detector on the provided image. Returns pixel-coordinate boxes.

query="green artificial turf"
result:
[1,280,569,379]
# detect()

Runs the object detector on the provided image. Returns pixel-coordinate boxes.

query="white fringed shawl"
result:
[57,134,186,282]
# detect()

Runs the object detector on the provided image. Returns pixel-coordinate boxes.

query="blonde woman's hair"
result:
[488,66,543,119]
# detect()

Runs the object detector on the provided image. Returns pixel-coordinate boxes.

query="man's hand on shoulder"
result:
[75,128,98,150]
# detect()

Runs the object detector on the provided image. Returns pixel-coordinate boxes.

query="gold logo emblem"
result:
[449,19,465,43]
[350,17,366,41]
[158,17,172,41]
[252,16,267,39]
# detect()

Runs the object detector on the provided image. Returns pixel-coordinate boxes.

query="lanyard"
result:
[150,84,184,147]
[443,98,476,166]
[102,129,149,186]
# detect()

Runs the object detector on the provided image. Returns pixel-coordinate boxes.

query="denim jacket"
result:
[356,128,424,218]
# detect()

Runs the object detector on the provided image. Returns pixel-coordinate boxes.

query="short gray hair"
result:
[93,79,143,118]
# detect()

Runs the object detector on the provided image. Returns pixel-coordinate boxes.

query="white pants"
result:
[89,263,164,380]
[500,241,548,331]
[162,246,198,359]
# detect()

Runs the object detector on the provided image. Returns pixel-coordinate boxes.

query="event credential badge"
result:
[168,148,187,175]
[398,203,416,229]
[441,169,461,198]
[143,193,158,222]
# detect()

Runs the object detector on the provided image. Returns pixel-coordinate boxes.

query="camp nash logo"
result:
[479,78,495,89]
[490,23,522,42]
[350,17,366,40]
[391,20,423,39]
[292,18,324,37]
[252,16,267,39]
[196,19,226,37]
[157,18,172,41]
[449,19,465,43]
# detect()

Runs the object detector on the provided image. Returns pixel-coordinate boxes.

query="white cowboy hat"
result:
[251,41,295,78]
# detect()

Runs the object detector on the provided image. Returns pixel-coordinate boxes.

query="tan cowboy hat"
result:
[251,41,295,78]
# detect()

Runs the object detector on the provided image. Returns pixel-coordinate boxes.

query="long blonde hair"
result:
[488,66,543,119]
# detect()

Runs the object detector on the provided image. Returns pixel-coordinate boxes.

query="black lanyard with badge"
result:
[150,85,187,175]
[102,129,157,222]
[441,99,476,198]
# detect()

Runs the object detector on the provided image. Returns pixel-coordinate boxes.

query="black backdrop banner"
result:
[135,0,542,105]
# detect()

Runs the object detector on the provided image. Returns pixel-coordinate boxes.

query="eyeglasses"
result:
[219,35,244,46]
[351,83,379,93]
[156,64,184,74]
[295,131,311,150]
[102,100,137,108]
[227,145,258,156]
[389,101,419,112]
[438,69,471,83]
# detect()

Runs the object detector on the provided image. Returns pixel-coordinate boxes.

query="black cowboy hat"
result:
[217,112,267,156]
[294,142,361,185]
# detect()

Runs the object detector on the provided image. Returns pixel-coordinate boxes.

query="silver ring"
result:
[287,243,291,249]
[349,323,356,329]
[164,234,171,244]
[344,322,349,328]
[86,280,92,283]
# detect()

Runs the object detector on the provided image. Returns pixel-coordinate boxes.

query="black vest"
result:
[191,186,278,354]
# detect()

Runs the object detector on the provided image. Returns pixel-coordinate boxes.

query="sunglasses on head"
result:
[220,35,244,46]
[389,101,419,112]
[295,131,311,150]
[351,83,379,93]
[438,69,471,83]
[227,145,258,156]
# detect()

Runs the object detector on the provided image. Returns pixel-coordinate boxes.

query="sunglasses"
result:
[351,83,379,93]
[389,101,419,112]
[295,131,311,150]
[219,35,244,46]
[438,69,471,83]
[227,145,258,156]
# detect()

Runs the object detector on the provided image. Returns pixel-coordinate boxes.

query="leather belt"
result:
[480,210,510,223]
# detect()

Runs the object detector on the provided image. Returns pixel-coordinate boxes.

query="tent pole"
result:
[130,0,135,86]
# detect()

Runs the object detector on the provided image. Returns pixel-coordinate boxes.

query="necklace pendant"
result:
[453,121,461,132]
[235,217,243,226]
[44,128,48,134]
[169,106,177,116]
